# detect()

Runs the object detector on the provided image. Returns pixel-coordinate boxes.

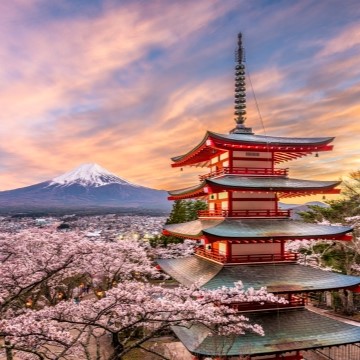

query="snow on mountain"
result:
[50,163,141,188]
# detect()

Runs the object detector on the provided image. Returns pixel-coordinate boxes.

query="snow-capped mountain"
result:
[0,163,170,213]
[49,163,140,188]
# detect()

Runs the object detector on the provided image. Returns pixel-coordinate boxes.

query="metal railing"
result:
[195,248,298,264]
[198,209,291,218]
[199,166,288,180]
[232,297,305,312]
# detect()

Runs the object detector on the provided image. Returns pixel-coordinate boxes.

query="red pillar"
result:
[280,239,285,258]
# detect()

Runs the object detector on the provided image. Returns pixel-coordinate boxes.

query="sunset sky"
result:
[1,0,360,202]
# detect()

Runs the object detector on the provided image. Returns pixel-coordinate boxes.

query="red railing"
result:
[232,297,304,312]
[195,248,298,264]
[199,167,288,180]
[228,253,298,263]
[195,248,226,263]
[198,209,291,218]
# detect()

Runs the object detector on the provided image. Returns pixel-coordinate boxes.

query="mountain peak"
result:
[50,163,140,188]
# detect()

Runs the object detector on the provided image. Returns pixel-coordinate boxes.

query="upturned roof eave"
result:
[207,180,342,193]
[167,181,206,199]
[170,131,212,164]
[209,131,335,146]
[171,131,335,168]
[202,231,353,240]
[163,219,353,240]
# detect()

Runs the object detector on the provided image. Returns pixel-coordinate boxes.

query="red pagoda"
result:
[158,33,360,360]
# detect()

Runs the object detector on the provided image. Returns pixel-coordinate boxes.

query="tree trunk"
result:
[338,289,355,315]
[4,340,13,360]
[110,333,124,359]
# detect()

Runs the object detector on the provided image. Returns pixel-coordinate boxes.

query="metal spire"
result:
[230,33,253,135]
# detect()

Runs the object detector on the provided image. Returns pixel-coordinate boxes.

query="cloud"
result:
[317,22,360,58]
[0,0,360,195]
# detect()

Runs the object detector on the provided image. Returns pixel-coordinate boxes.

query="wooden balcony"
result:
[199,166,288,180]
[198,209,291,218]
[195,248,298,264]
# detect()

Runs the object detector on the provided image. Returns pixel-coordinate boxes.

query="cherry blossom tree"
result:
[0,227,283,360]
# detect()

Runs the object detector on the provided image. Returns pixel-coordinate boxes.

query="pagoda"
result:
[158,33,360,360]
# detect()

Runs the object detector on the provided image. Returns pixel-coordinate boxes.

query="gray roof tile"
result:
[157,257,360,292]
[172,308,360,356]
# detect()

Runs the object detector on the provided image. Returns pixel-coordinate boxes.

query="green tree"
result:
[150,199,207,247]
[165,200,188,224]
[298,171,360,315]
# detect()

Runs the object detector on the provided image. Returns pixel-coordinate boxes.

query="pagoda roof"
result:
[172,308,360,357]
[163,218,352,240]
[171,131,334,167]
[168,176,341,199]
[156,256,360,292]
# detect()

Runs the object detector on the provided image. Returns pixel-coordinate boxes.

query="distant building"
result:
[35,218,50,227]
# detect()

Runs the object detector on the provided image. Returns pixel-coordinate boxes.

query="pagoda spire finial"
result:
[230,32,253,135]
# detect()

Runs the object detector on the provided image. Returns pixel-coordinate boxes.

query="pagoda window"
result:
[210,156,219,164]
[219,152,228,161]
[220,201,228,210]
[218,242,227,256]
[218,192,228,199]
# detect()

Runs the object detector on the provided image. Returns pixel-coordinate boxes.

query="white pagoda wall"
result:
[232,243,281,255]
[232,192,276,210]
[232,150,272,169]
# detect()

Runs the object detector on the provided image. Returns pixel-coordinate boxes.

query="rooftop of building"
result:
[171,131,335,167]
[172,308,360,357]
[163,218,352,240]
[157,256,360,291]
[168,176,341,199]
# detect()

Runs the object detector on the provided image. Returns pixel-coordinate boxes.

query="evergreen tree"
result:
[165,200,188,224]
[150,199,207,247]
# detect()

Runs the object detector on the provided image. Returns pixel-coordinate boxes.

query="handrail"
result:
[198,209,291,218]
[199,167,288,180]
[195,248,298,264]
[232,297,305,311]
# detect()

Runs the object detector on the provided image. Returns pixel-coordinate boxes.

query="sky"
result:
[1,0,360,203]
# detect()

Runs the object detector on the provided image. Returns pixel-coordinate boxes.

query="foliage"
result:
[165,199,207,224]
[297,171,360,314]
[149,199,206,247]
[299,171,360,225]
[0,227,283,359]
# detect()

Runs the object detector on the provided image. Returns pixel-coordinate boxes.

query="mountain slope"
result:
[0,163,170,213]
[279,201,329,220]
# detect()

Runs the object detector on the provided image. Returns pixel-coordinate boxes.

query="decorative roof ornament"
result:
[230,33,254,135]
